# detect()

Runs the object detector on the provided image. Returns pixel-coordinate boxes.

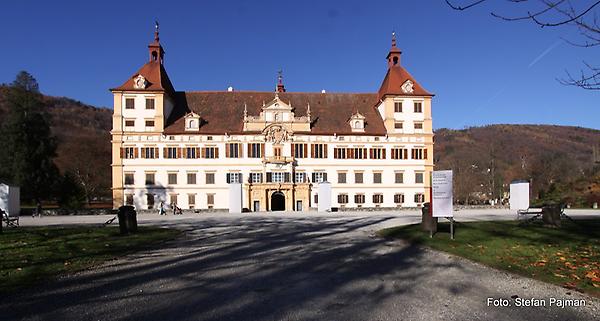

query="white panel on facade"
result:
[318,182,332,212]
[229,183,242,213]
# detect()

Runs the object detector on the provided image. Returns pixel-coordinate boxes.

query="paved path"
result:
[2,210,600,321]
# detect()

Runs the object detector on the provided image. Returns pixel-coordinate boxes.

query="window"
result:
[147,194,155,209]
[146,98,155,110]
[415,172,424,184]
[270,172,285,183]
[125,98,135,109]
[370,148,385,159]
[187,172,197,185]
[169,194,178,206]
[314,194,318,204]
[226,143,241,158]
[414,122,424,130]
[394,193,405,204]
[125,194,133,205]
[394,101,403,113]
[141,147,158,159]
[145,120,155,127]
[391,148,409,160]
[226,173,242,184]
[333,148,346,159]
[354,172,363,184]
[354,194,365,204]
[202,147,218,159]
[164,147,179,159]
[145,173,155,185]
[311,144,327,158]
[395,172,404,184]
[312,172,327,183]
[207,194,215,206]
[338,194,349,204]
[124,173,134,185]
[411,148,427,160]
[266,172,291,183]
[414,193,425,203]
[295,172,306,183]
[349,147,367,159]
[185,147,198,159]
[205,173,215,184]
[248,143,263,158]
[125,120,135,127]
[373,194,383,204]
[394,122,403,129]
[414,102,423,113]
[206,136,213,141]
[292,143,307,158]
[250,172,263,183]
[122,147,137,159]
[168,173,177,185]
[273,147,282,157]
[188,194,196,207]
[337,172,347,184]
[373,172,382,184]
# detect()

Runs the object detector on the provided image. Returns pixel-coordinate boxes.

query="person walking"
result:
[36,200,42,218]
[172,202,177,215]
[158,201,166,215]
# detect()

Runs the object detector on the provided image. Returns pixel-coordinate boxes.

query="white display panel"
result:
[228,183,242,213]
[432,170,453,217]
[318,182,332,212]
[510,182,530,211]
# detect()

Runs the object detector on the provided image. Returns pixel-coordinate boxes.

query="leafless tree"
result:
[446,0,600,89]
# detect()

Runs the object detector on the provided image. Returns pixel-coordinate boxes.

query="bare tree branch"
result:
[446,0,600,90]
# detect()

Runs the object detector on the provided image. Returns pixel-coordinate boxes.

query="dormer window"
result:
[184,112,201,131]
[349,111,366,133]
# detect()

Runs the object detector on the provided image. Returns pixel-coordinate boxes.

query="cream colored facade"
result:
[110,31,434,211]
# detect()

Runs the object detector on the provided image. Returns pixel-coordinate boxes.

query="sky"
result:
[1,0,598,130]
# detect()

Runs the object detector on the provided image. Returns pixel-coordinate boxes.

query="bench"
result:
[1,209,19,227]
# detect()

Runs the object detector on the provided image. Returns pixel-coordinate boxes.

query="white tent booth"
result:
[509,180,530,212]
[0,183,21,225]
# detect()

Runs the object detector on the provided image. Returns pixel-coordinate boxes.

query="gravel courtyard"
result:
[1,210,599,321]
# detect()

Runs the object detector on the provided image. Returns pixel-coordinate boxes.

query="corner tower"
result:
[376,32,434,202]
[109,22,176,208]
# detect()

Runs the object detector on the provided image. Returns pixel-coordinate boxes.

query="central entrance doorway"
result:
[271,191,285,211]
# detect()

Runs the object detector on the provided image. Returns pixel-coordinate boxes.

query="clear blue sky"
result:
[1,0,598,130]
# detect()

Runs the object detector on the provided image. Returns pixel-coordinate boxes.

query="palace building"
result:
[110,26,434,211]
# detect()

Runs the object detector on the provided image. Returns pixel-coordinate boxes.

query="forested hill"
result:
[0,85,112,200]
[0,85,598,206]
[434,125,600,206]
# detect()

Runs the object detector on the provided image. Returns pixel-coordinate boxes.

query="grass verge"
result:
[0,226,181,292]
[379,219,600,296]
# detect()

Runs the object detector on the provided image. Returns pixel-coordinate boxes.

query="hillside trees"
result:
[0,71,59,202]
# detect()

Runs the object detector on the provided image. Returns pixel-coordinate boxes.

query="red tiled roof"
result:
[377,66,433,100]
[163,91,385,136]
[111,61,175,94]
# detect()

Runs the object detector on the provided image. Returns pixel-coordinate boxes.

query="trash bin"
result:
[117,205,138,234]
[542,204,561,227]
[421,202,438,234]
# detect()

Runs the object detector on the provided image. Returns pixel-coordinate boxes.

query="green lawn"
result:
[379,219,600,296]
[0,226,181,292]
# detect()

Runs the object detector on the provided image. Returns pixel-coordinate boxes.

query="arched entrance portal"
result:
[271,192,285,211]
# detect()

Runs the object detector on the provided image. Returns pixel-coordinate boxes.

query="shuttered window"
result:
[248,143,264,158]
[291,143,308,158]
[141,147,159,159]
[391,148,409,160]
[226,143,242,158]
[311,144,327,158]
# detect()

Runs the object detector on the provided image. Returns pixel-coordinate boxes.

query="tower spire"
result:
[386,31,402,68]
[154,20,160,42]
[148,21,165,64]
[276,69,286,93]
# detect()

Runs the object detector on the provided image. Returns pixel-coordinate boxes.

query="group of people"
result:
[158,201,183,216]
